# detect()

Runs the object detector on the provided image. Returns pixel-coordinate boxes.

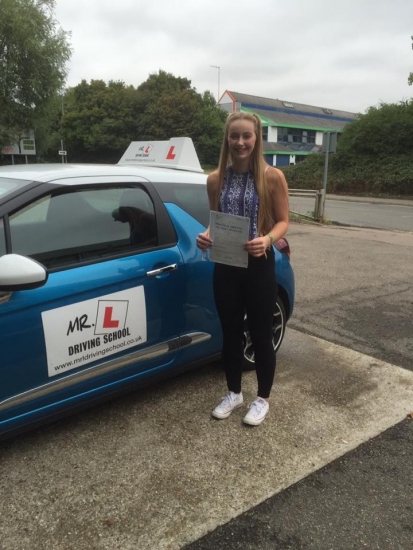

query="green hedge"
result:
[281,152,413,197]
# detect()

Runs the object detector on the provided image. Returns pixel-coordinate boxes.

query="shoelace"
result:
[249,400,264,415]
[220,394,232,408]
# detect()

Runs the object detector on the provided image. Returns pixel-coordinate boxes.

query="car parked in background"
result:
[0,138,294,439]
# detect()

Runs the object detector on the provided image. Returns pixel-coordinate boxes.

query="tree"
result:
[281,99,413,197]
[193,91,227,166]
[58,79,141,163]
[0,0,71,155]
[58,71,226,166]
[136,71,226,165]
[409,35,413,86]
[337,100,413,156]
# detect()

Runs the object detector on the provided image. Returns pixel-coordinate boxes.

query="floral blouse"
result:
[219,166,259,240]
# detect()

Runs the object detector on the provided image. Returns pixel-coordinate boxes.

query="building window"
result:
[295,155,307,164]
[262,127,268,141]
[277,127,316,145]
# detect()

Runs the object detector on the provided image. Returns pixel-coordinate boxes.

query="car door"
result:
[0,179,186,433]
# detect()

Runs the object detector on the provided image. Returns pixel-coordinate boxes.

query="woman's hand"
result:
[196,229,213,251]
[244,236,270,257]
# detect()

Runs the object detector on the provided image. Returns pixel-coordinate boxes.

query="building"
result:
[218,91,357,166]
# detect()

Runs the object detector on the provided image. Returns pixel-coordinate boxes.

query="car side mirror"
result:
[0,254,48,291]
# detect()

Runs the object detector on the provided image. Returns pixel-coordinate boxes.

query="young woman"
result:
[196,111,289,426]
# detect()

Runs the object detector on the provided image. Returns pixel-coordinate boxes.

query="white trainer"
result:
[243,397,269,426]
[212,391,244,419]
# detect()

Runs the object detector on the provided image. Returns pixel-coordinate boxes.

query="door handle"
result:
[146,263,178,277]
[0,291,12,305]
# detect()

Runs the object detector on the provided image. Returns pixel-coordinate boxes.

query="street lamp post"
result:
[210,65,220,102]
[60,94,67,163]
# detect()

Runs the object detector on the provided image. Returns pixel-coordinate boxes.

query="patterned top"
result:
[219,166,259,240]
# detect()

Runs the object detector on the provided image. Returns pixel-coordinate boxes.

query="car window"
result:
[154,182,209,227]
[11,195,49,224]
[0,218,5,257]
[0,177,32,199]
[8,186,157,269]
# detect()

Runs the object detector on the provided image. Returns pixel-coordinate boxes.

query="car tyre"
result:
[242,295,287,371]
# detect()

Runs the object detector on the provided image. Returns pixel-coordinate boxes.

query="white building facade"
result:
[218,91,356,166]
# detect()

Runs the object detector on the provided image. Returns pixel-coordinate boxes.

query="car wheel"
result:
[242,296,287,371]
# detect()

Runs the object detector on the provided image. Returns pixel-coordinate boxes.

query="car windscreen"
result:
[0,177,33,200]
[154,182,210,227]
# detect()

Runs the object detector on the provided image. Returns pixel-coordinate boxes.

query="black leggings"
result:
[213,248,278,398]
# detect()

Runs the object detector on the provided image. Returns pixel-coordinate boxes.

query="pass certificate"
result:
[209,211,249,268]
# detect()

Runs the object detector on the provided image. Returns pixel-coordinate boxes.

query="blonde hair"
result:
[213,111,274,236]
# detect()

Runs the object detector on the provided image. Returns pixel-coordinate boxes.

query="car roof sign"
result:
[118,137,203,173]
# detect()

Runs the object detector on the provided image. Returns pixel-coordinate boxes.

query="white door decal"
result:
[41,287,147,377]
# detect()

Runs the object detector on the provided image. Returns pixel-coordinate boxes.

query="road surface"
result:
[289,195,413,232]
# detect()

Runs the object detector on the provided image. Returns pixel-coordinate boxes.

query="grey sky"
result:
[55,0,413,114]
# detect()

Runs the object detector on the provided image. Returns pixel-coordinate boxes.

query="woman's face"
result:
[227,119,257,162]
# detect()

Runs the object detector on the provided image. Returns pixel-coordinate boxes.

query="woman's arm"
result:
[196,171,218,251]
[244,167,289,257]
[266,167,289,242]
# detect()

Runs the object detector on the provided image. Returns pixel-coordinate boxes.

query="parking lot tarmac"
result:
[287,223,413,371]
[1,328,412,550]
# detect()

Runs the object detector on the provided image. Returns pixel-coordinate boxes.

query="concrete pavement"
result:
[1,329,412,550]
[186,418,413,550]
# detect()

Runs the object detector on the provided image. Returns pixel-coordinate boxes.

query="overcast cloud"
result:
[54,0,413,114]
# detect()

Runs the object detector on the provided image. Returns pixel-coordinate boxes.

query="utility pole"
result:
[210,65,220,102]
[318,131,338,220]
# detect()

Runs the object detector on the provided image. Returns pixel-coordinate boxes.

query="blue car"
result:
[0,139,294,439]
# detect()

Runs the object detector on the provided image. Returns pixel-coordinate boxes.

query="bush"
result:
[281,99,413,197]
[281,152,413,197]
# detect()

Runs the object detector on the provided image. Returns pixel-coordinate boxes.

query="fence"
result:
[288,188,324,221]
